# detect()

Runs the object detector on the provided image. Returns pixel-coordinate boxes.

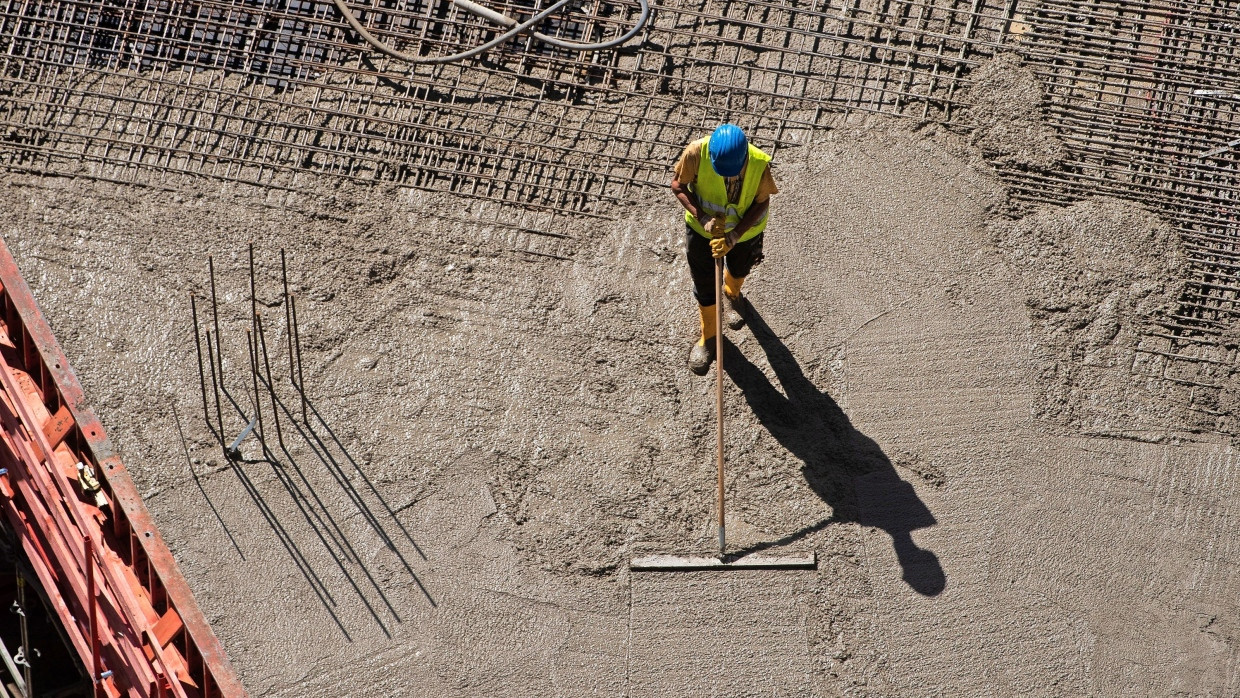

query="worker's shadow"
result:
[723,306,946,596]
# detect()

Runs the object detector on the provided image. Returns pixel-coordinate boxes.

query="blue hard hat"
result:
[708,124,748,178]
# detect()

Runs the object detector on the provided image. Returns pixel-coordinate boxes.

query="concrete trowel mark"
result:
[627,573,819,698]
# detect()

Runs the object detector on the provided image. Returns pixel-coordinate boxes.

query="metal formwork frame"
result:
[0,237,247,698]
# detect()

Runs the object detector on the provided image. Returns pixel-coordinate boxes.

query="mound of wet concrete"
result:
[992,197,1188,438]
[959,52,1065,171]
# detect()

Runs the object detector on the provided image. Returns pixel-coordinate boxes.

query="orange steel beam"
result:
[0,237,247,698]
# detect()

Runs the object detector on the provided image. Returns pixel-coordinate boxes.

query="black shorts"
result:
[684,223,765,307]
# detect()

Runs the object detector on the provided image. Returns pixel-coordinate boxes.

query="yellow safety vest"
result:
[685,140,770,242]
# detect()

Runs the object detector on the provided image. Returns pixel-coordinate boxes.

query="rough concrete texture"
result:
[1,115,1238,695]
[992,197,1190,439]
[959,52,1066,171]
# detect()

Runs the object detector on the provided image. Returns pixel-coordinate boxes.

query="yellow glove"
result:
[710,235,733,258]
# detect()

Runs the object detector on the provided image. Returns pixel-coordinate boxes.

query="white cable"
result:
[332,0,649,64]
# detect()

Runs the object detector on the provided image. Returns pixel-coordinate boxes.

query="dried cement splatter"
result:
[959,52,1065,171]
[992,197,1188,437]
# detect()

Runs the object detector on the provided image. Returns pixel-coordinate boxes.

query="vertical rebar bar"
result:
[206,331,228,456]
[209,255,223,379]
[291,293,307,425]
[247,328,266,459]
[256,314,285,452]
[248,243,258,345]
[190,293,214,441]
[281,249,295,381]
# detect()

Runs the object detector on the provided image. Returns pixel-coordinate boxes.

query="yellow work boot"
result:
[722,270,750,330]
[688,304,718,375]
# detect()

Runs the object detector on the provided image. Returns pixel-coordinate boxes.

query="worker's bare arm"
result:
[671,175,711,228]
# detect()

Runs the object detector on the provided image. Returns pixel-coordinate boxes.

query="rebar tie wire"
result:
[331,0,651,64]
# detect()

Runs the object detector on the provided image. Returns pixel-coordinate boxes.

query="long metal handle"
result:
[715,258,725,556]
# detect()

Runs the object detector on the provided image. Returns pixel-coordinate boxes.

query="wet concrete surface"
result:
[1,116,1237,695]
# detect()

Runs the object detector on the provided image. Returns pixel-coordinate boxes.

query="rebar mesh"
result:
[1007,0,1240,432]
[4,0,1240,432]
[0,0,1018,215]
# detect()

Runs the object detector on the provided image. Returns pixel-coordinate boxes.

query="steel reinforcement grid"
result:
[2,0,1240,434]
[1011,0,1240,433]
[0,0,1020,211]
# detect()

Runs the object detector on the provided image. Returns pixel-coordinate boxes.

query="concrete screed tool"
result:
[630,250,816,572]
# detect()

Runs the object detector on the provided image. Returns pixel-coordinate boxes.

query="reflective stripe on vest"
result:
[685,140,771,243]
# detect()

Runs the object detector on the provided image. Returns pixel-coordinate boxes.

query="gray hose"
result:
[332,0,569,64]
[451,0,651,52]
[332,0,649,64]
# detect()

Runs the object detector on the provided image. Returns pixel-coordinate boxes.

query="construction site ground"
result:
[2,113,1237,696]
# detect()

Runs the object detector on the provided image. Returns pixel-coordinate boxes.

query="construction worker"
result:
[670,123,778,375]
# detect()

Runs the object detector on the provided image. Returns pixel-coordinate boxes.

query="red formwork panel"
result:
[0,237,247,698]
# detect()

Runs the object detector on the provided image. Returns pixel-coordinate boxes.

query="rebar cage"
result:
[1015,0,1240,433]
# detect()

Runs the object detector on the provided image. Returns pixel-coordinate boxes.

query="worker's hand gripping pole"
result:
[715,257,726,556]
